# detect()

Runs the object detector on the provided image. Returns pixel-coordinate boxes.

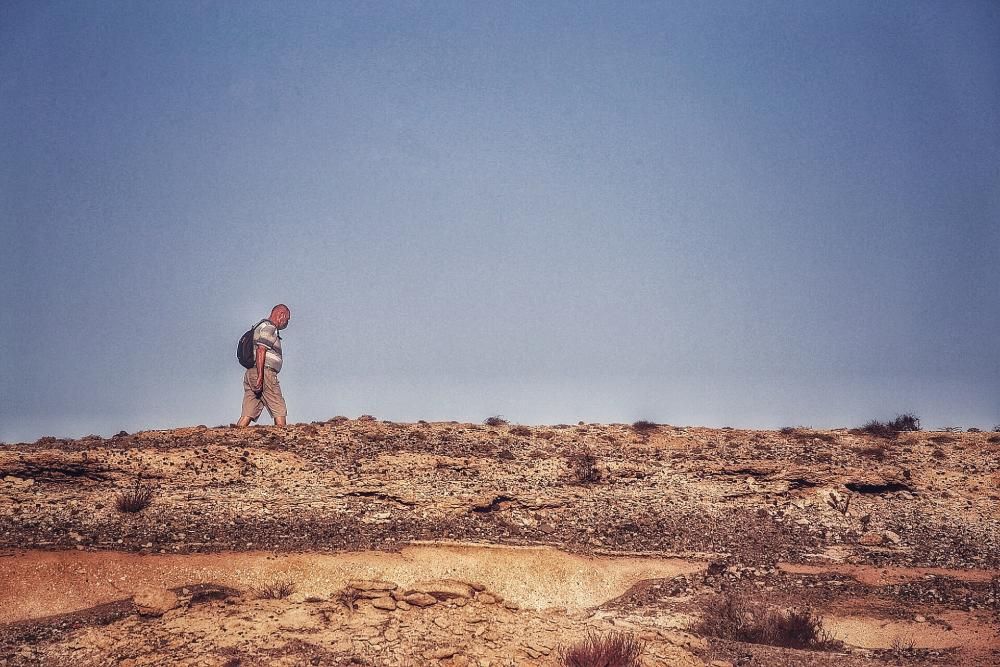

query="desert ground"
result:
[1,419,997,666]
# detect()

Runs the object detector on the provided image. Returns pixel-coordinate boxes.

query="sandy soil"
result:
[1,420,997,665]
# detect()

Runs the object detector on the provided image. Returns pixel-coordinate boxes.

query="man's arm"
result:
[253,345,266,393]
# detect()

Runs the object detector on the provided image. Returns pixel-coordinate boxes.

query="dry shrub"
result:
[559,630,644,667]
[253,577,296,599]
[538,430,556,440]
[509,425,532,437]
[335,586,360,612]
[484,415,509,427]
[693,593,840,650]
[115,476,154,513]
[631,420,658,433]
[858,413,921,439]
[567,450,601,484]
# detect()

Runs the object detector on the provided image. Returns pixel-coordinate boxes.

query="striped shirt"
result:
[254,321,283,372]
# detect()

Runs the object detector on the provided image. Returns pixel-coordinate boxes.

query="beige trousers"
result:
[241,367,287,421]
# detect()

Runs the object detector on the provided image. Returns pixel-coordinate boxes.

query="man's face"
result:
[276,310,290,329]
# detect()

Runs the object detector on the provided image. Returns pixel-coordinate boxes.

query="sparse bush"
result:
[967,427,981,433]
[567,449,601,484]
[115,476,154,513]
[357,414,376,422]
[631,420,658,433]
[825,491,851,515]
[858,413,920,439]
[888,413,921,431]
[509,425,532,437]
[693,593,841,650]
[559,630,644,667]
[993,425,1000,433]
[484,415,508,427]
[931,448,947,460]
[253,577,296,599]
[859,420,895,438]
[888,635,916,659]
[779,426,796,435]
[335,586,360,612]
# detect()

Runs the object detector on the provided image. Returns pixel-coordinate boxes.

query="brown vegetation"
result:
[693,593,841,651]
[559,630,644,667]
[114,476,154,513]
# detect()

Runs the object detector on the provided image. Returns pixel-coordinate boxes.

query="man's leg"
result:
[260,369,288,427]
[238,369,264,427]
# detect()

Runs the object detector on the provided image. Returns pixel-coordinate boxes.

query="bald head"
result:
[270,304,291,330]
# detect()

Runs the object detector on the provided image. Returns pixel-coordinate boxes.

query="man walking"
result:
[237,304,291,427]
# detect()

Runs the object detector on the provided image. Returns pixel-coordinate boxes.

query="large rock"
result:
[349,579,397,592]
[405,579,476,600]
[133,587,178,617]
[277,608,320,631]
[371,596,397,611]
[402,592,437,607]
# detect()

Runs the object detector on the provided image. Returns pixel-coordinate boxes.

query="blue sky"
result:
[2,1,998,442]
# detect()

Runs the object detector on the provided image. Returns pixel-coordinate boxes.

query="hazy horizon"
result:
[3,1,998,443]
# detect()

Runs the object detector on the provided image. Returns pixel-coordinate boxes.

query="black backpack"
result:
[237,319,270,368]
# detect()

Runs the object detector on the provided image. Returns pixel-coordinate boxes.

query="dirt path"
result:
[0,543,705,623]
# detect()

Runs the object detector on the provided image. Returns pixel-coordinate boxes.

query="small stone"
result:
[396,600,411,610]
[884,530,902,544]
[915,614,926,623]
[503,600,520,610]
[384,628,399,642]
[477,593,498,604]
[711,661,734,667]
[795,518,810,526]
[433,616,450,628]
[859,533,883,546]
